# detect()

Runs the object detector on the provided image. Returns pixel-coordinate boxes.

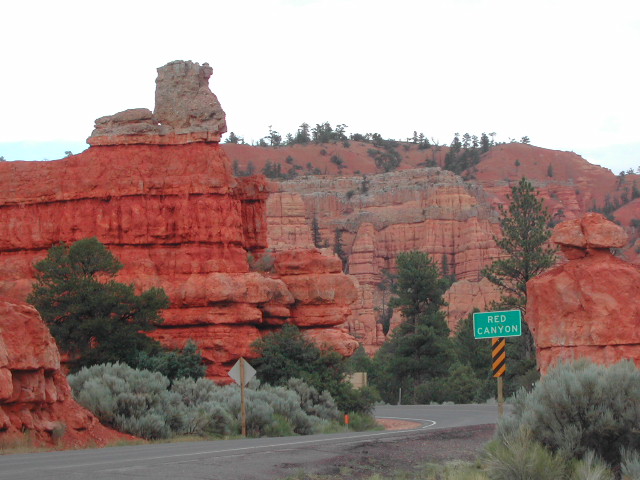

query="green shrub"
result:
[69,363,180,439]
[418,462,488,480]
[415,364,481,404]
[134,340,206,381]
[286,378,340,421]
[252,324,376,414]
[70,363,344,439]
[498,360,640,468]
[247,252,275,272]
[333,384,379,415]
[346,412,381,432]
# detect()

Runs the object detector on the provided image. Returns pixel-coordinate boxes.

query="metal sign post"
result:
[240,360,247,436]
[229,357,256,437]
[492,337,507,416]
[473,310,522,418]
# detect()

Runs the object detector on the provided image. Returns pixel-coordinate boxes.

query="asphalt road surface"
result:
[0,404,499,480]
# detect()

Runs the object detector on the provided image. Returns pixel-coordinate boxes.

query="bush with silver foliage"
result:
[497,360,640,469]
[69,363,339,440]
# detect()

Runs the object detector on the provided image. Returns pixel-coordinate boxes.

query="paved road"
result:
[0,404,499,480]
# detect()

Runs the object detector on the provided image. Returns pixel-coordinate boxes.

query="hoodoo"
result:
[527,212,640,373]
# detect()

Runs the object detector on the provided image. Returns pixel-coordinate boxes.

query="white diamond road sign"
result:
[228,357,256,386]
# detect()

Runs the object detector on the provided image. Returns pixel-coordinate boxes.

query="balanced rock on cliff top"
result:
[552,212,629,259]
[89,60,227,146]
[527,213,639,374]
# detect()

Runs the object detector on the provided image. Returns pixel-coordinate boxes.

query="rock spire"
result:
[88,60,227,146]
[527,212,640,374]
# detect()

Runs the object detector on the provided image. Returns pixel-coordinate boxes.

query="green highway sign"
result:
[473,310,522,339]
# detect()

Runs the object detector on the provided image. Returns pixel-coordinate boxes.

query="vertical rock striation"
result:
[268,170,503,350]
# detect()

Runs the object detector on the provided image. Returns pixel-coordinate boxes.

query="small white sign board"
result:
[228,357,256,386]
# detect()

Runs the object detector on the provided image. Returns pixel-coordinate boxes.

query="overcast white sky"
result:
[1,0,638,173]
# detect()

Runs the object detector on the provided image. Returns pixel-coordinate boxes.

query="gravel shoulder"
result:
[273,424,496,479]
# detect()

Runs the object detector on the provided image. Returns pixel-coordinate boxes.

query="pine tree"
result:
[311,215,323,248]
[27,237,170,370]
[482,178,556,311]
[390,251,451,324]
[225,132,242,144]
[333,229,348,271]
[480,133,490,153]
[482,177,556,363]
[373,251,455,402]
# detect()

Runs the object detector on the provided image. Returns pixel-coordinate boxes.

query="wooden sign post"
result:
[473,310,522,417]
[229,357,256,437]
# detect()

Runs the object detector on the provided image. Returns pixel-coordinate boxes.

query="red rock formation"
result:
[0,301,130,447]
[470,143,622,216]
[442,278,501,331]
[527,213,640,373]
[266,192,315,250]
[266,169,504,346]
[0,60,359,383]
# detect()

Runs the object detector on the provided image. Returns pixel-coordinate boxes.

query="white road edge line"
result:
[44,417,437,471]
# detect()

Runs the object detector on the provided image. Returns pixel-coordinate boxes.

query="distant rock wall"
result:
[268,169,504,350]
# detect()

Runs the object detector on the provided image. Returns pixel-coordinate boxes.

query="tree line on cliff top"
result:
[226,122,534,176]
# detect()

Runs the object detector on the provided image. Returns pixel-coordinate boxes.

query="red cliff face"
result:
[255,142,636,352]
[527,213,640,373]
[0,60,359,384]
[0,301,130,447]
[0,142,358,381]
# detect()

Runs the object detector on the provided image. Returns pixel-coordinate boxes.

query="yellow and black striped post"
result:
[492,338,506,377]
[492,337,506,416]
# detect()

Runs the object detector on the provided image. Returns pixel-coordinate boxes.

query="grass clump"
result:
[483,429,567,480]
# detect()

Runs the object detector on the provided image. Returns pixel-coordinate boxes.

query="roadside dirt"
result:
[375,418,423,430]
[275,424,496,479]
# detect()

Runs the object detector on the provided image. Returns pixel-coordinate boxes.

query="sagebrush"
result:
[497,360,640,468]
[69,363,341,440]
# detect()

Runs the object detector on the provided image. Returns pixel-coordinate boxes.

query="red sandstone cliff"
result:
[0,61,359,383]
[527,213,640,373]
[234,139,635,350]
[265,169,504,349]
[0,301,130,447]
